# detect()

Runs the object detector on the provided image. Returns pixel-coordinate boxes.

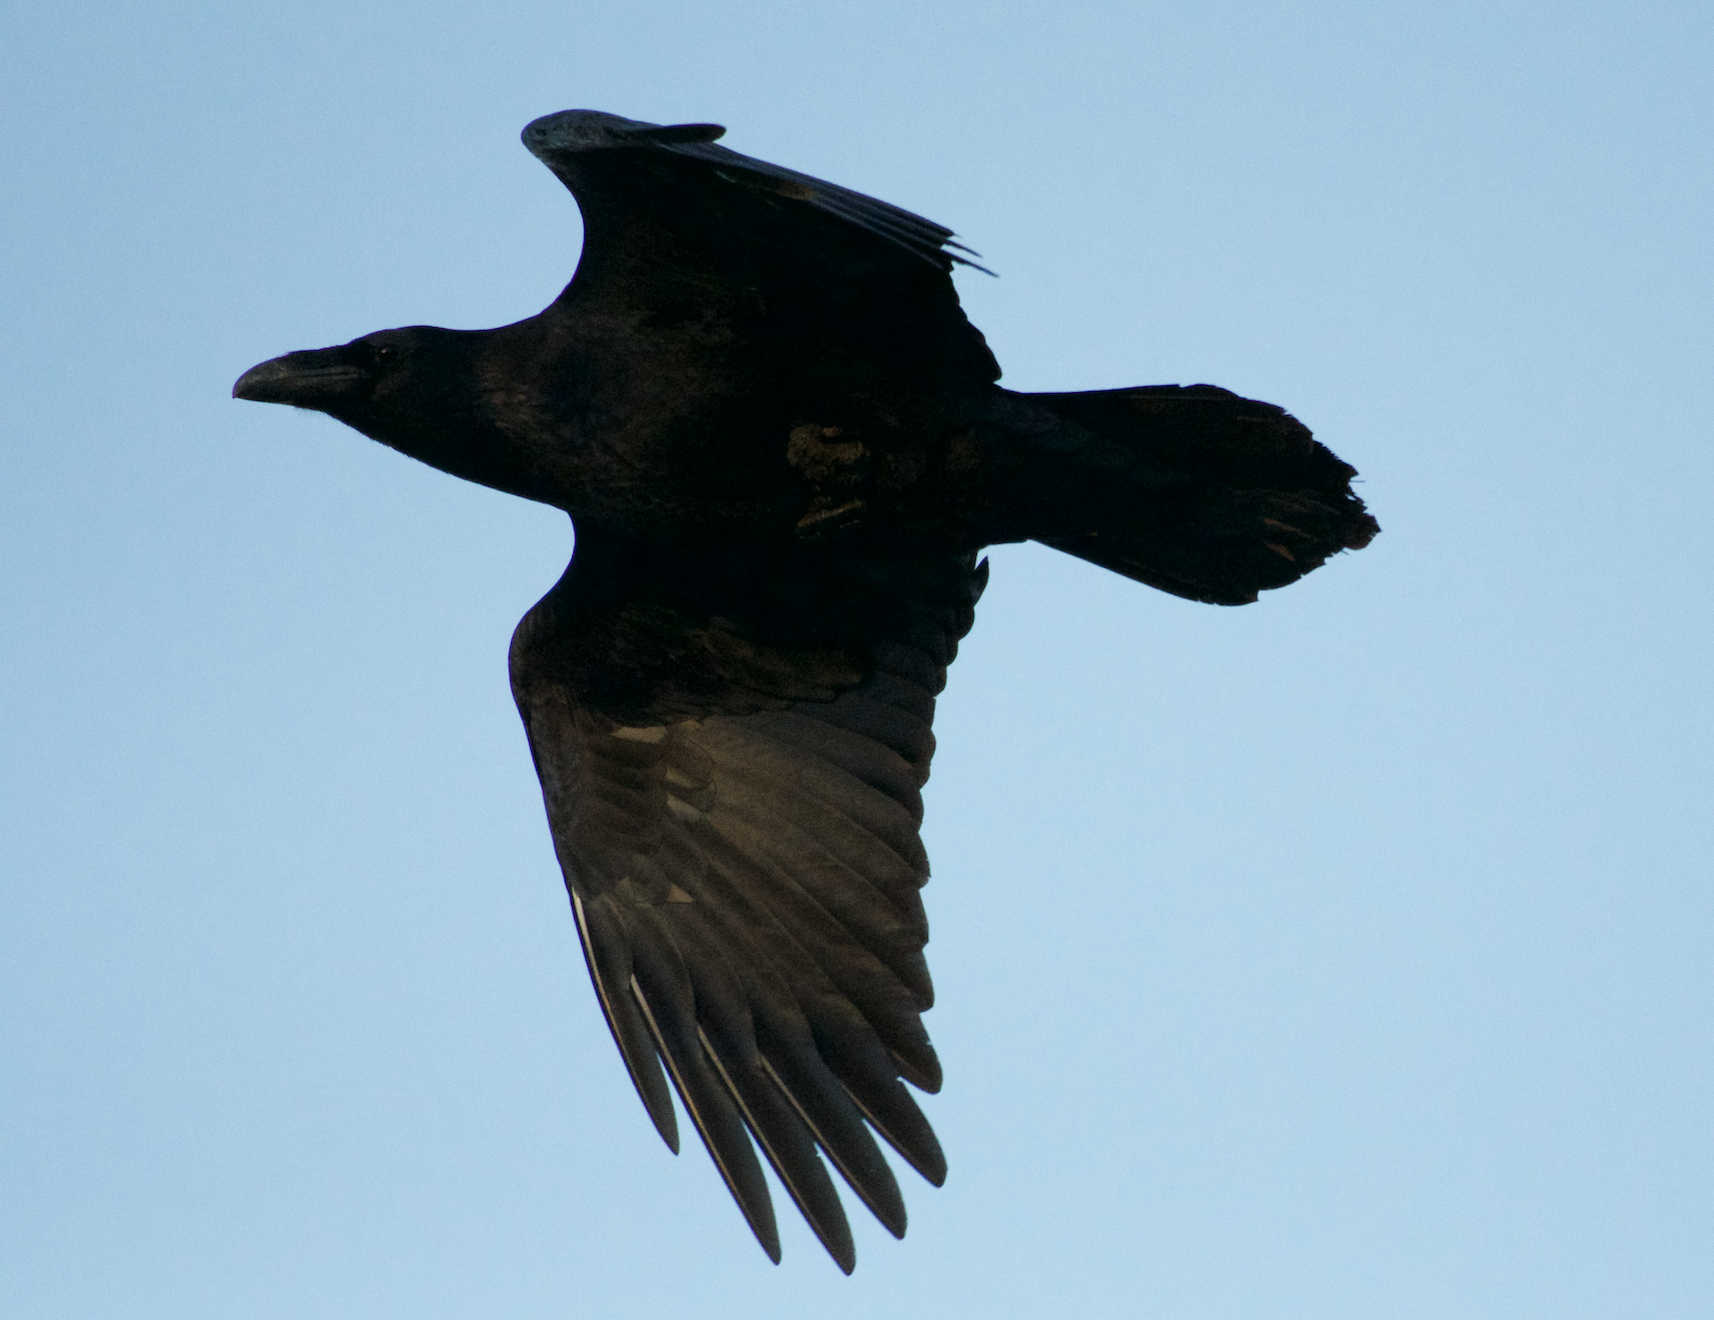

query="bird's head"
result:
[234,326,559,504]
[233,325,470,423]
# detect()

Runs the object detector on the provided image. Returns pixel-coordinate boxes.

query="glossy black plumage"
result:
[234,109,1376,1272]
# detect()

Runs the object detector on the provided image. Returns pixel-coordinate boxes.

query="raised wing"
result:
[509,533,987,1271]
[523,109,988,271]
[520,109,1000,385]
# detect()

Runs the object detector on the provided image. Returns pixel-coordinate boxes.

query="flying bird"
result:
[234,109,1377,1273]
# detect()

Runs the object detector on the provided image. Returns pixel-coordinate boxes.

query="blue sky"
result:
[4,1,1711,1316]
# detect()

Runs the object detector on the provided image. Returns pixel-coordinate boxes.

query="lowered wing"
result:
[509,530,987,1271]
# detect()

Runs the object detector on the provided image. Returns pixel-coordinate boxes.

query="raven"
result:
[234,109,1377,1272]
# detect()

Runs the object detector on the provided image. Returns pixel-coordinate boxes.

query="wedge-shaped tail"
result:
[1004,384,1377,605]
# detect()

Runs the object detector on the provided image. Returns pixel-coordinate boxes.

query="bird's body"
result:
[235,109,1376,1272]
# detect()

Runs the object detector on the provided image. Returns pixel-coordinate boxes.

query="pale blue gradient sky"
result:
[4,2,1711,1316]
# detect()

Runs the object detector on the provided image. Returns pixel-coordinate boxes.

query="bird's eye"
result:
[374,344,397,365]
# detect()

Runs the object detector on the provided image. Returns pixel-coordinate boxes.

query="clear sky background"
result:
[4,2,1710,1316]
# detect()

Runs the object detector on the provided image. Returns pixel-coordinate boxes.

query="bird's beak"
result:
[233,348,372,407]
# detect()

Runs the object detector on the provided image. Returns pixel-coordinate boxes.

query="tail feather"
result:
[1009,384,1377,605]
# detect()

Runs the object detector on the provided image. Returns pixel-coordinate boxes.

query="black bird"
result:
[234,109,1377,1272]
